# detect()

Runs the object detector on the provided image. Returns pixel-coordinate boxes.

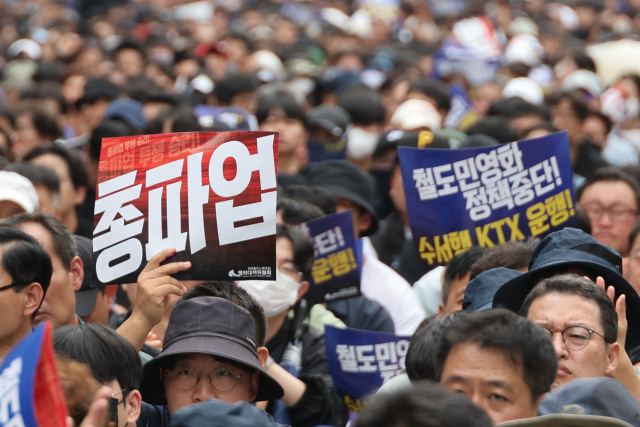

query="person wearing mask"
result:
[237,224,347,427]
[0,226,51,359]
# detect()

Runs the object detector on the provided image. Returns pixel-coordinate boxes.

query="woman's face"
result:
[12,113,45,160]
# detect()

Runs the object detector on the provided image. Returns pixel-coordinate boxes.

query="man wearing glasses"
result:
[519,274,619,390]
[576,167,640,257]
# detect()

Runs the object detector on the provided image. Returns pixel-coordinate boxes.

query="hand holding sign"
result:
[117,247,190,351]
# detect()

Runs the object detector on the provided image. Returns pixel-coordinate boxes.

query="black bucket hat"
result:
[463,267,524,312]
[74,235,99,318]
[139,297,284,404]
[308,159,379,235]
[492,228,640,351]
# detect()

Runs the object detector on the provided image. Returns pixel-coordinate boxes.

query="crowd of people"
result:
[3,0,640,426]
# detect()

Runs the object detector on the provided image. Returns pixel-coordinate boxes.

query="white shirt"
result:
[360,255,426,335]
[413,266,445,318]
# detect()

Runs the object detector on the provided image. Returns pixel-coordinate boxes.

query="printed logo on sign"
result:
[228,270,241,277]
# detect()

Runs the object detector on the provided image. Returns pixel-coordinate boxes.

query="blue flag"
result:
[0,322,68,427]
[324,325,411,416]
[299,211,361,304]
[398,131,577,266]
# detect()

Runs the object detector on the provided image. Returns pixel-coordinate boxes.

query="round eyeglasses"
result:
[541,326,609,351]
[164,367,250,392]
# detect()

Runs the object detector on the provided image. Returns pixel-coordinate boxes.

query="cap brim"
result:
[307,118,342,134]
[498,414,633,427]
[0,191,35,213]
[139,335,284,405]
[75,287,99,318]
[316,184,379,235]
[492,256,640,351]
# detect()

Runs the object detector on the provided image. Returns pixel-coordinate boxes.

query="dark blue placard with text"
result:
[325,326,411,416]
[298,210,361,304]
[398,131,576,266]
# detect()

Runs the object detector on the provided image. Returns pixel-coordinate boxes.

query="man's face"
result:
[81,98,110,130]
[0,200,26,220]
[628,234,640,294]
[440,343,538,424]
[440,272,471,316]
[259,109,308,157]
[551,98,584,144]
[334,197,371,238]
[162,353,258,415]
[20,222,78,328]
[104,379,140,427]
[579,181,638,256]
[0,251,33,349]
[526,293,618,389]
[30,155,83,219]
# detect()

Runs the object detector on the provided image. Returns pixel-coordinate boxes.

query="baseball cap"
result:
[375,130,451,155]
[390,99,442,132]
[74,235,98,318]
[77,79,120,106]
[503,77,544,105]
[169,399,278,427]
[499,378,640,427]
[104,98,147,130]
[307,160,379,235]
[0,171,39,213]
[463,268,523,312]
[492,227,640,351]
[307,105,351,137]
[140,296,284,404]
[195,105,258,131]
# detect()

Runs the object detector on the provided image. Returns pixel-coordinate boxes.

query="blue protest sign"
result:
[399,131,577,266]
[298,211,361,305]
[0,322,68,427]
[325,325,411,414]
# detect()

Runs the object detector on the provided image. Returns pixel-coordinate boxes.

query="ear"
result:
[257,347,269,368]
[74,185,87,206]
[125,390,142,424]
[436,303,446,319]
[70,256,84,292]
[297,282,309,301]
[24,283,44,318]
[605,342,620,376]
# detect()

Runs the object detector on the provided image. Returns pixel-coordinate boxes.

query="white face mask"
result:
[238,269,301,318]
[346,127,379,160]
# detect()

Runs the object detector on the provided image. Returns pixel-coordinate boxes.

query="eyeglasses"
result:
[580,204,638,222]
[541,326,609,350]
[110,388,129,406]
[164,367,250,392]
[0,282,27,292]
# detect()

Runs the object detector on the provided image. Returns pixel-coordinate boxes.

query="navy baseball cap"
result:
[139,297,284,404]
[463,268,523,312]
[104,98,147,130]
[492,228,640,351]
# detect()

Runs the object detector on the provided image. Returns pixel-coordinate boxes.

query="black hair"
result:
[1,212,78,271]
[571,51,597,73]
[255,92,306,126]
[277,197,324,225]
[575,205,592,235]
[284,184,336,215]
[276,223,315,279]
[435,309,558,401]
[469,238,539,279]
[406,311,471,382]
[576,166,640,210]
[17,105,61,143]
[338,87,386,126]
[520,274,618,345]
[548,91,589,121]
[356,380,494,427]
[112,40,146,60]
[508,61,532,78]
[585,111,613,135]
[143,107,203,134]
[24,143,88,191]
[467,116,519,144]
[0,226,52,318]
[3,162,60,199]
[214,75,257,105]
[181,281,267,347]
[409,79,451,110]
[89,120,137,162]
[442,247,485,304]
[53,323,142,394]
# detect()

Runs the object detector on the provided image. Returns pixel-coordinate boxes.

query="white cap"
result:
[391,99,442,132]
[8,39,41,60]
[503,34,544,67]
[0,171,39,212]
[503,77,544,105]
[563,70,604,97]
